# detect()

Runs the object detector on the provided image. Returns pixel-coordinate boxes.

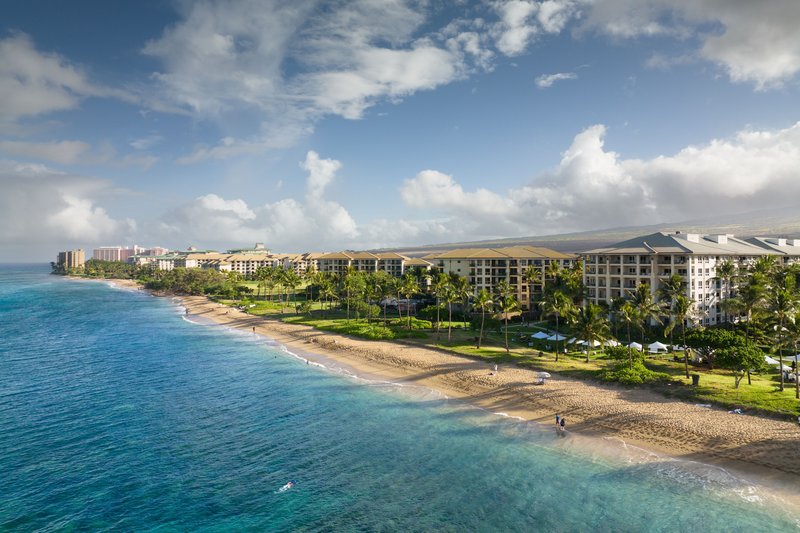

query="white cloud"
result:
[158,151,358,249]
[0,140,91,165]
[0,161,135,247]
[580,0,800,89]
[535,71,577,88]
[129,134,164,150]
[491,0,579,56]
[144,0,490,163]
[399,121,800,237]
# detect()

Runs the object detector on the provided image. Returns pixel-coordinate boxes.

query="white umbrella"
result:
[604,339,620,347]
[648,341,668,353]
[764,356,780,365]
[628,342,643,351]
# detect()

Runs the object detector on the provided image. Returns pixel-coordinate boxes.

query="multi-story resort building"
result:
[582,232,800,326]
[55,249,86,270]
[316,251,433,277]
[426,246,577,313]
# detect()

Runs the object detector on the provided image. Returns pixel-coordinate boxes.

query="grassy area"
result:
[218,298,800,419]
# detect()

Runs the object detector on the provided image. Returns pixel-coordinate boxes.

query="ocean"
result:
[1,264,797,532]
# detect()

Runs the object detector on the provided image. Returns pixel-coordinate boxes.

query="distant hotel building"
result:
[56,249,85,270]
[93,245,170,262]
[426,246,577,312]
[317,251,433,277]
[582,232,800,326]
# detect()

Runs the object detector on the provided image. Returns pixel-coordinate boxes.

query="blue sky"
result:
[2,0,800,260]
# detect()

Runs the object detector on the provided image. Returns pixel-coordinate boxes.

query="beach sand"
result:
[108,279,800,495]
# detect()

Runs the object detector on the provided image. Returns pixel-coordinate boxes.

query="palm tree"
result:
[618,301,639,368]
[523,265,541,319]
[433,273,450,339]
[496,293,520,354]
[715,259,737,326]
[608,296,626,339]
[538,290,574,362]
[474,289,494,349]
[666,295,695,378]
[398,273,419,330]
[452,275,472,329]
[571,303,610,363]
[658,274,686,349]
[767,285,798,392]
[629,283,664,345]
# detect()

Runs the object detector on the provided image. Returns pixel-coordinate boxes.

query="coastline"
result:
[103,278,800,500]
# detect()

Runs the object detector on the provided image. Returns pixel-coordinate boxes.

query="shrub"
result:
[601,360,672,385]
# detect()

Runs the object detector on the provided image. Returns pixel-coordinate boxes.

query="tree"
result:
[523,265,541,318]
[685,328,745,370]
[629,283,664,344]
[666,295,695,378]
[571,303,610,363]
[618,301,640,369]
[433,273,451,339]
[716,345,767,389]
[738,272,767,384]
[658,274,686,349]
[474,289,494,349]
[496,293,520,354]
[766,283,798,392]
[398,273,419,330]
[538,290,574,362]
[452,274,472,329]
[715,260,738,326]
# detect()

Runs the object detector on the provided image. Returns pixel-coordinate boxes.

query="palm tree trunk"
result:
[682,322,689,379]
[504,316,509,354]
[554,314,560,362]
[779,318,785,392]
[585,336,591,363]
[478,310,485,348]
[448,303,453,341]
[436,296,441,338]
[627,322,633,369]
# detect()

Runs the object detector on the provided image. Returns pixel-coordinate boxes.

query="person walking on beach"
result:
[555,415,560,429]
[559,417,566,432]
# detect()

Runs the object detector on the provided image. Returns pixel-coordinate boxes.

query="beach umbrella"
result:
[628,342,643,351]
[537,372,551,378]
[648,341,668,353]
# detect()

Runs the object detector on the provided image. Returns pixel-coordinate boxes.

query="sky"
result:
[2,0,800,261]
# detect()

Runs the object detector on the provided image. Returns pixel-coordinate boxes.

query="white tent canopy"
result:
[547,333,567,341]
[566,337,577,344]
[628,342,643,351]
[764,356,780,365]
[648,341,669,353]
[531,332,550,339]
[604,339,620,347]
[577,339,602,347]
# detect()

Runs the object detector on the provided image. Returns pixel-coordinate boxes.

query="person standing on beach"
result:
[555,415,560,428]
[560,418,566,432]
[252,326,256,333]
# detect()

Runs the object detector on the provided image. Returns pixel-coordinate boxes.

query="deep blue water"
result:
[1,264,798,532]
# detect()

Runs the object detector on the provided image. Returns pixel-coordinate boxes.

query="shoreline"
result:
[100,277,800,501]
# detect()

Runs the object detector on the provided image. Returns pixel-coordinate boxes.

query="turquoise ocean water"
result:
[1,264,798,532]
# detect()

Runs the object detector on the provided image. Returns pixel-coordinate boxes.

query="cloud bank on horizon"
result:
[2,0,800,258]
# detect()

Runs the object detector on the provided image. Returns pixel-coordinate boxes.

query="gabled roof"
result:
[405,258,433,267]
[583,232,774,256]
[746,237,800,256]
[427,246,575,260]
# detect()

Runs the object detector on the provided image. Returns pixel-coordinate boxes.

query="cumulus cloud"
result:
[0,161,135,248]
[535,71,577,88]
[144,0,492,162]
[579,0,800,89]
[491,0,579,56]
[399,122,800,238]
[158,151,359,250]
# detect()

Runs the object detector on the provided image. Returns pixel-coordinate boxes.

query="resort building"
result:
[56,249,86,270]
[581,232,777,326]
[317,251,433,277]
[427,246,577,312]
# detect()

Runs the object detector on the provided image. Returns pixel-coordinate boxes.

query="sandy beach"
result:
[108,279,800,494]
